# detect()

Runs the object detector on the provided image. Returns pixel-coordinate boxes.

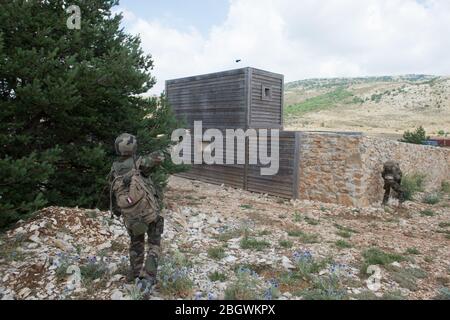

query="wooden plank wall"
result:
[249,68,283,129]
[176,131,299,199]
[168,68,295,199]
[166,69,248,130]
[175,130,246,189]
[246,131,297,198]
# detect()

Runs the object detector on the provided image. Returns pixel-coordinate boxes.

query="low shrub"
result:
[401,173,426,201]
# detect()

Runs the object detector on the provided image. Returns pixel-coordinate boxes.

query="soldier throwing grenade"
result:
[110,133,165,286]
[382,161,406,206]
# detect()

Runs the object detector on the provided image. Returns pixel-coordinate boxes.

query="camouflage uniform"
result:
[110,134,164,282]
[382,161,405,205]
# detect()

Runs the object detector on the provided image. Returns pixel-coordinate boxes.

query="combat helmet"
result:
[115,133,137,156]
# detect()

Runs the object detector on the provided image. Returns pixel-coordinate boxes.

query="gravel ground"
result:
[0,176,449,300]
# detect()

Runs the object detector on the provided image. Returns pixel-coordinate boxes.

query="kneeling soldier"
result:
[382,160,405,206]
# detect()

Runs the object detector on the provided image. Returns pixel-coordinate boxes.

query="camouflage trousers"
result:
[383,180,405,204]
[127,215,164,279]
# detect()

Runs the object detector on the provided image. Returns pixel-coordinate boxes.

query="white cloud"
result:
[119,0,450,94]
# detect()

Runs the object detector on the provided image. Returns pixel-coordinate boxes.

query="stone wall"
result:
[361,136,450,205]
[297,132,450,207]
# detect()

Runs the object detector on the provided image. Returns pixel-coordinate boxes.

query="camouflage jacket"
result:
[110,152,162,216]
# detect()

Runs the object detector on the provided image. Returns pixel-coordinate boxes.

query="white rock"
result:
[108,263,118,274]
[45,283,55,292]
[281,256,295,270]
[14,227,25,235]
[99,229,110,236]
[391,262,402,268]
[111,290,124,300]
[27,243,39,249]
[97,241,112,251]
[319,270,328,276]
[110,274,125,282]
[224,255,237,263]
[1,294,15,300]
[29,224,40,232]
[29,234,41,244]
[207,216,219,224]
[399,219,408,227]
[53,239,75,252]
[192,222,203,229]
[18,287,32,298]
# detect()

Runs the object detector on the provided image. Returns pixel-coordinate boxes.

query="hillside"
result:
[284,75,450,138]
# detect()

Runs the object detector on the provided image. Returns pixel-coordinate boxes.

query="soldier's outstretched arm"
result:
[139,152,165,174]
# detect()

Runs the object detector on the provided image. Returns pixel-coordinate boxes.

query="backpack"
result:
[109,157,159,227]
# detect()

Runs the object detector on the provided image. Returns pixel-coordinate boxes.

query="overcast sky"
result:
[118,0,450,94]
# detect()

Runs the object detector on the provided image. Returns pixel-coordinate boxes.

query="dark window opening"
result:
[262,85,272,101]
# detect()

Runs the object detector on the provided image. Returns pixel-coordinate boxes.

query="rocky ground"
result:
[1,176,449,300]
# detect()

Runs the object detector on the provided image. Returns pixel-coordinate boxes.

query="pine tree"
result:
[400,126,429,145]
[0,1,183,228]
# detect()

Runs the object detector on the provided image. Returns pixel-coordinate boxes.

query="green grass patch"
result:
[225,268,262,300]
[285,88,354,117]
[420,209,436,217]
[209,271,228,282]
[335,240,352,249]
[304,217,320,226]
[360,248,406,276]
[423,193,442,205]
[441,181,450,194]
[159,252,193,297]
[434,287,450,300]
[279,239,293,248]
[214,228,246,242]
[438,222,450,228]
[296,274,348,300]
[287,229,319,243]
[401,173,426,201]
[240,204,253,210]
[240,236,271,251]
[293,211,302,222]
[405,247,420,255]
[295,256,331,280]
[258,230,271,236]
[334,224,358,234]
[207,246,226,260]
[80,259,109,283]
[353,290,405,300]
[336,230,352,239]
[389,266,427,292]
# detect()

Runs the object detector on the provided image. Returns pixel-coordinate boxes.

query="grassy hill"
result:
[284,75,450,138]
